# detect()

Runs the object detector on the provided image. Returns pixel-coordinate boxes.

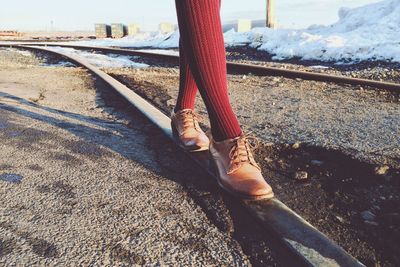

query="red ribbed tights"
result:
[174,0,242,141]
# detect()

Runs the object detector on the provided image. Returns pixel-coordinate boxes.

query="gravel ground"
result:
[102,61,399,265]
[0,49,258,266]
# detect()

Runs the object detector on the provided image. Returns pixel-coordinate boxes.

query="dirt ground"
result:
[105,65,400,169]
[102,60,399,266]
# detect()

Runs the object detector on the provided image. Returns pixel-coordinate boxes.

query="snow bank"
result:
[46,47,149,69]
[70,31,179,49]
[229,0,400,63]
[68,0,400,63]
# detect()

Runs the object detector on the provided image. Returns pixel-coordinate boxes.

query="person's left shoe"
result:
[209,133,274,200]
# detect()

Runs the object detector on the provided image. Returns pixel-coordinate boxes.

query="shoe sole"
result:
[171,122,209,152]
[208,153,274,201]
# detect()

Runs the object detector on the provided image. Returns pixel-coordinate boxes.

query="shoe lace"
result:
[227,133,261,174]
[177,110,203,132]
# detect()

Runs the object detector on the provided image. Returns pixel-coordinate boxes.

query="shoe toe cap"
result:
[229,171,274,198]
[196,133,210,146]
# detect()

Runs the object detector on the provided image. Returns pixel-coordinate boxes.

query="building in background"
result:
[222,19,266,32]
[128,24,140,36]
[237,19,252,32]
[159,23,175,34]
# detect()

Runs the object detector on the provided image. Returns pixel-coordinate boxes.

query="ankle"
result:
[211,130,243,142]
[174,106,194,113]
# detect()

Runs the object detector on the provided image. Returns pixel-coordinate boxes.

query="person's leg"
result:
[171,40,209,152]
[175,0,242,142]
[174,39,198,112]
[175,0,273,200]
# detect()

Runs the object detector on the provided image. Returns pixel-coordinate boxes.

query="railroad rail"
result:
[1,43,399,92]
[3,44,366,266]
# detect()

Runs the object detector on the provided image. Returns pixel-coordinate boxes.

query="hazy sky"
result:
[0,0,380,31]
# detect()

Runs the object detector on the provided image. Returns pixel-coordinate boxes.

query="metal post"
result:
[266,0,276,28]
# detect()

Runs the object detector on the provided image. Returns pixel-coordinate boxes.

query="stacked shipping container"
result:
[111,24,126,38]
[94,24,111,38]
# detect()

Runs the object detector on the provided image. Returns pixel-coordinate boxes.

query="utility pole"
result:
[266,0,276,28]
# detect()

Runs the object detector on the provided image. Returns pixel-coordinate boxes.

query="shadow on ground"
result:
[0,78,300,266]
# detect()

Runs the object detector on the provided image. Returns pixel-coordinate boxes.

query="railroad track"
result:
[1,43,399,93]
[0,44,368,266]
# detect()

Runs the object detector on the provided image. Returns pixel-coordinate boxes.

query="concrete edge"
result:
[7,44,365,267]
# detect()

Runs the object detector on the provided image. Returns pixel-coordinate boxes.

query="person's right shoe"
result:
[209,133,274,200]
[171,109,209,152]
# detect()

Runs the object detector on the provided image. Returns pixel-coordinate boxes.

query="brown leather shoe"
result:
[171,109,209,152]
[209,134,274,200]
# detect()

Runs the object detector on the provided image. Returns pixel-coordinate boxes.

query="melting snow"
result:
[45,47,149,69]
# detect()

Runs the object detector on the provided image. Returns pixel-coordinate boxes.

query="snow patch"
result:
[69,31,179,49]
[45,47,149,69]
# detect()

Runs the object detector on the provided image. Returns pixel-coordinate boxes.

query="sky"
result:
[0,0,381,32]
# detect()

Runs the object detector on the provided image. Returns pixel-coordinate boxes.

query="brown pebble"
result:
[375,165,389,175]
[264,157,273,163]
[294,171,308,180]
[292,142,301,149]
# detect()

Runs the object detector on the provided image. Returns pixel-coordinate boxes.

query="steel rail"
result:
[10,44,365,267]
[1,43,399,92]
